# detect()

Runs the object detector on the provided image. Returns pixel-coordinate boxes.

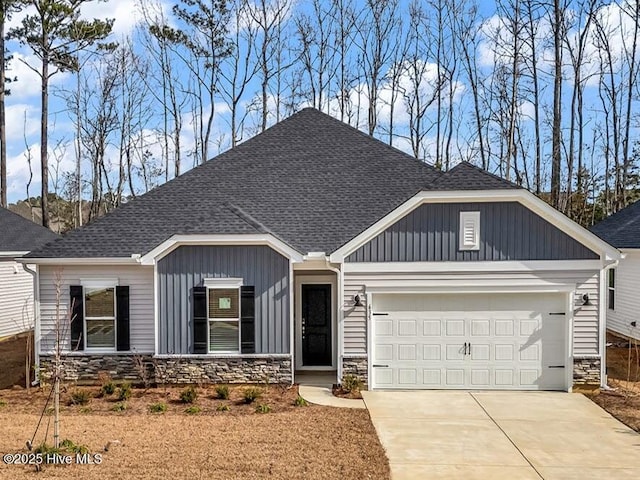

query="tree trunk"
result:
[0,15,6,208]
[551,0,562,209]
[41,52,50,228]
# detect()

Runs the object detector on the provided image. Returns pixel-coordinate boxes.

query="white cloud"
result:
[4,103,39,143]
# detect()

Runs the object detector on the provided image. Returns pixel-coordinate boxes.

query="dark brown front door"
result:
[301,284,332,366]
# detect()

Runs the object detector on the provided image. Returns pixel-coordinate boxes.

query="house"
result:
[591,200,640,341]
[0,206,58,338]
[22,108,620,391]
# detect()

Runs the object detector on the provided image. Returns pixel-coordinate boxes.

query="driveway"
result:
[362,391,640,480]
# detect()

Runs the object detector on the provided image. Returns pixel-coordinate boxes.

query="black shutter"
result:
[116,286,130,351]
[241,286,255,354]
[193,286,208,353]
[69,285,84,351]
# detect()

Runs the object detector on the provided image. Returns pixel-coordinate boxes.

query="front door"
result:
[301,284,332,366]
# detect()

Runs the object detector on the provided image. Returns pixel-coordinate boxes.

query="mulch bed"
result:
[332,385,363,399]
[586,333,640,432]
[0,383,390,480]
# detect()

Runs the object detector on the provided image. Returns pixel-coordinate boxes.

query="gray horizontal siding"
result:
[158,245,290,355]
[346,202,598,262]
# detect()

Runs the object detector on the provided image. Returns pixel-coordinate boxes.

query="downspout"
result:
[326,262,343,385]
[601,258,620,389]
[22,263,40,386]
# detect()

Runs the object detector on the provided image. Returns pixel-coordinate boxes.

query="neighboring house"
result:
[0,207,58,338]
[591,200,640,340]
[22,109,620,391]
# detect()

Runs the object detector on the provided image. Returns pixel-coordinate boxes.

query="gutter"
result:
[21,263,40,387]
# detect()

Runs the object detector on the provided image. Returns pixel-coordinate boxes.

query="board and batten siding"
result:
[38,265,154,353]
[607,252,640,339]
[157,245,290,355]
[0,259,34,338]
[346,202,598,262]
[343,270,600,356]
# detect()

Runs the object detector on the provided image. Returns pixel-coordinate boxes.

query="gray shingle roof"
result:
[431,162,521,190]
[591,199,640,249]
[0,207,59,253]
[27,108,519,258]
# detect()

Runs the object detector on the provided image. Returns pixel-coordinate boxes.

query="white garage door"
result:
[371,293,567,390]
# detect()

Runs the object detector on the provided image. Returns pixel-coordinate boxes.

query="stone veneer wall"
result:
[573,357,601,386]
[39,355,293,385]
[342,355,368,387]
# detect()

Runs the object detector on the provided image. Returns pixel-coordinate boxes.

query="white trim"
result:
[343,260,606,274]
[0,251,29,258]
[366,292,373,390]
[83,285,117,352]
[17,257,139,265]
[330,190,621,262]
[153,262,159,356]
[139,234,304,265]
[600,266,609,388]
[153,353,292,359]
[204,277,243,288]
[294,274,337,371]
[206,286,241,354]
[80,278,119,288]
[566,291,575,392]
[289,261,295,384]
[326,263,343,385]
[364,283,577,294]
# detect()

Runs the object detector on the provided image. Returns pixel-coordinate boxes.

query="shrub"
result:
[242,387,262,404]
[215,385,230,400]
[184,405,201,415]
[60,439,89,455]
[216,404,230,412]
[111,402,127,412]
[149,402,167,414]
[117,382,132,401]
[180,385,197,404]
[0,400,7,408]
[70,389,91,406]
[101,382,116,396]
[255,403,271,414]
[294,396,308,407]
[341,374,364,393]
[79,407,92,414]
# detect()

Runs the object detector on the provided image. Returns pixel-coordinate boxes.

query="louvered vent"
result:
[459,211,480,250]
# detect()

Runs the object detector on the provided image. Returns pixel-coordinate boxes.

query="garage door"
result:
[371,293,567,390]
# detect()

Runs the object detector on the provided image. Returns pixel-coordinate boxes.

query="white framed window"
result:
[608,268,616,311]
[206,279,242,353]
[84,286,117,350]
[459,211,481,251]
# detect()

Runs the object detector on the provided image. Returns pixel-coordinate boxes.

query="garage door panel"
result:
[372,293,567,391]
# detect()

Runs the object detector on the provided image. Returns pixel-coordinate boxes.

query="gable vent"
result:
[460,211,480,251]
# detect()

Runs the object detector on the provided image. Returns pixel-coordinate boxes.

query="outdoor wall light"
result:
[582,293,592,306]
[354,294,363,307]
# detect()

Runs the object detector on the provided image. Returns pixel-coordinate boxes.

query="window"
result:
[608,269,616,311]
[208,288,240,352]
[459,211,480,251]
[84,287,116,349]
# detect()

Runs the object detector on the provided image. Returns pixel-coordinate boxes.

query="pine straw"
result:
[0,407,389,480]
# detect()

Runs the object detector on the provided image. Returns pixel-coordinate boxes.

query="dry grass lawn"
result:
[588,333,640,432]
[0,384,390,480]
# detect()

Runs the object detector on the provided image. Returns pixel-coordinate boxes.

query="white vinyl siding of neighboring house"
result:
[607,251,640,340]
[343,269,600,356]
[0,259,34,338]
[38,265,154,353]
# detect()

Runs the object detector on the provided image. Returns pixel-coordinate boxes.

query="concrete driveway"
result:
[362,391,640,480]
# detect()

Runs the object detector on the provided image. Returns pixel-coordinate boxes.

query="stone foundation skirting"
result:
[39,354,293,385]
[342,355,368,387]
[573,356,601,386]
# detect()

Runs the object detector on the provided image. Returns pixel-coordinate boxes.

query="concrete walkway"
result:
[298,384,366,409]
[363,391,640,480]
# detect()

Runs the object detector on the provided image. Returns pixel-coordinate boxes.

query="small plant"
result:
[60,439,89,455]
[294,396,308,407]
[180,385,198,404]
[111,402,127,412]
[215,385,230,400]
[0,400,7,408]
[341,374,364,393]
[216,404,230,412]
[70,388,91,405]
[149,402,167,414]
[255,403,271,414]
[117,382,132,401]
[242,386,262,404]
[101,381,116,396]
[79,407,92,414]
[184,405,201,415]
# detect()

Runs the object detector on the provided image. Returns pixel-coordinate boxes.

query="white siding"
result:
[39,265,154,353]
[0,259,34,337]
[343,269,600,356]
[607,252,640,340]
